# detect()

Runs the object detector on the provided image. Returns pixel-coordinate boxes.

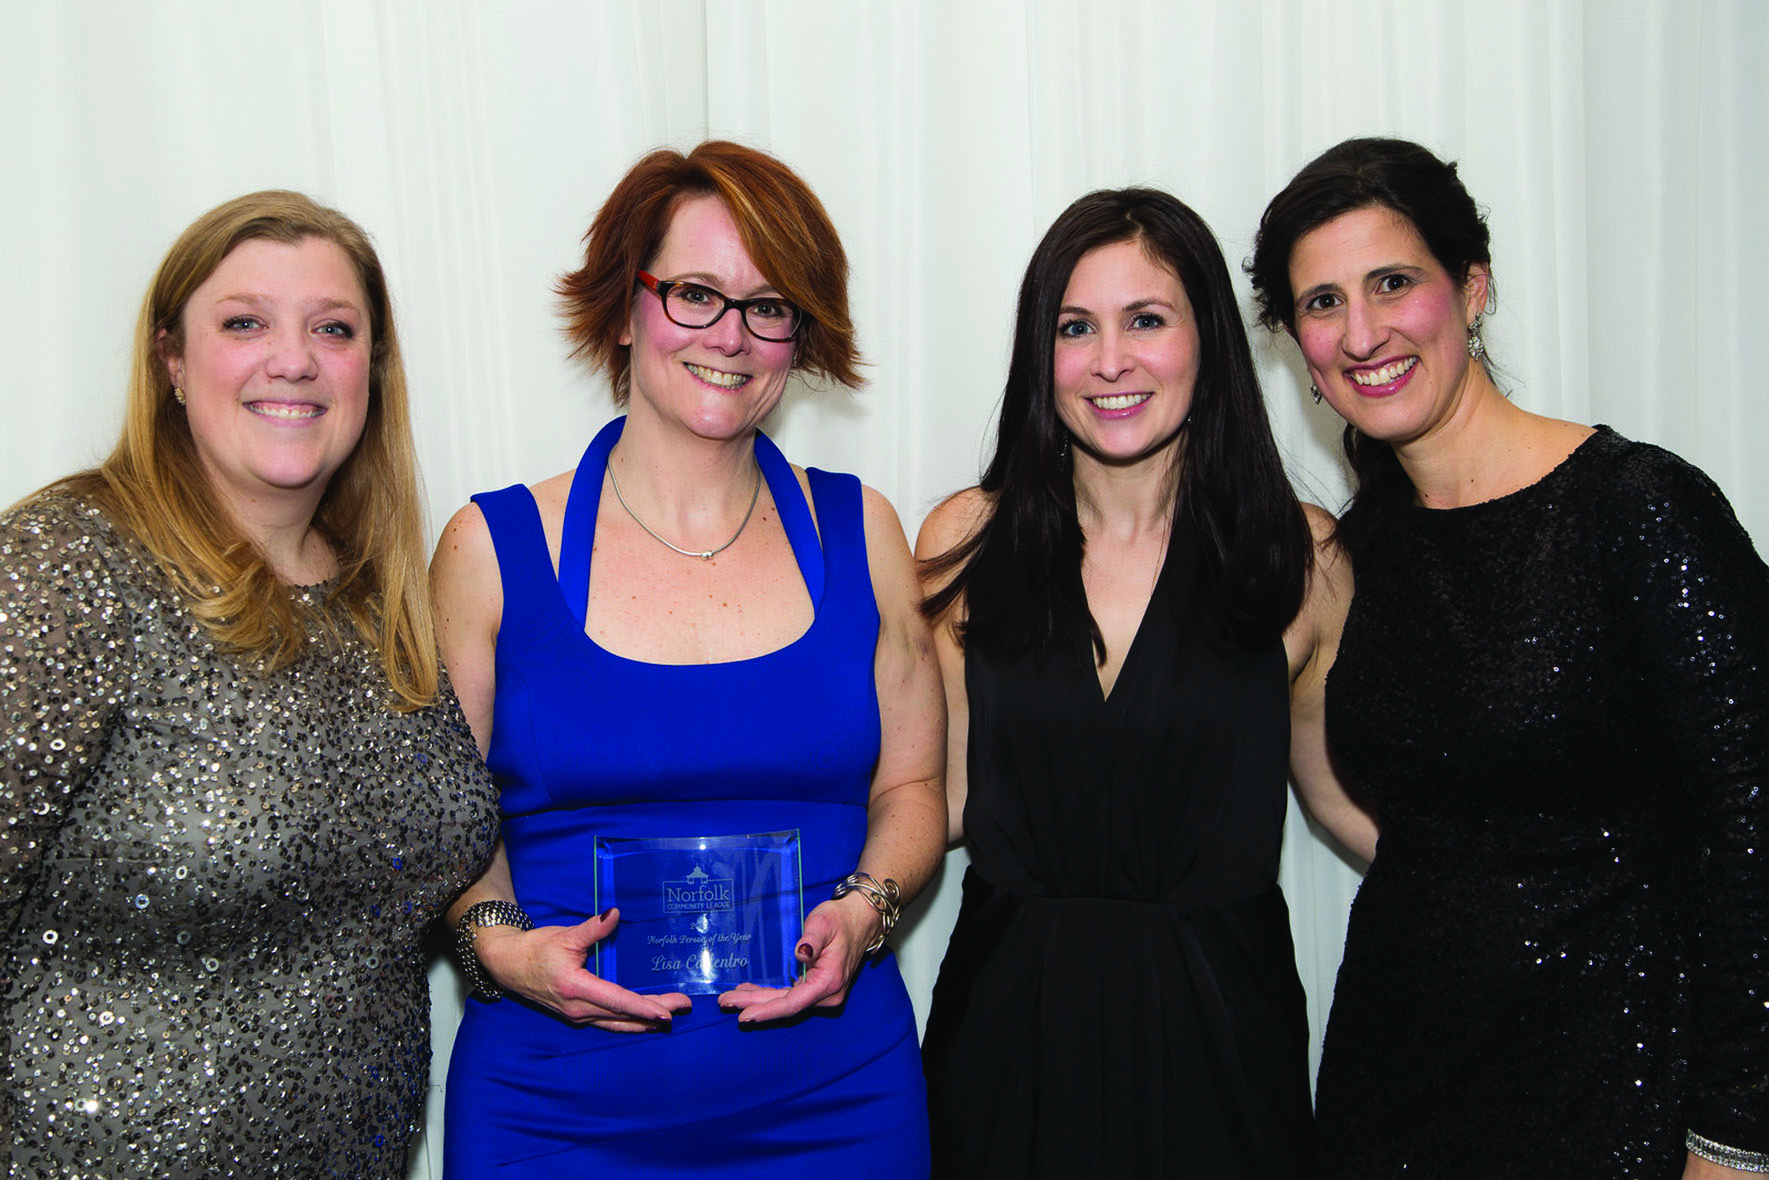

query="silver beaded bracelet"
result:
[1687,1131,1769,1173]
[831,871,902,955]
[454,899,534,1000]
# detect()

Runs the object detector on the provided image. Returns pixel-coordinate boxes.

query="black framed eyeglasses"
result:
[636,271,804,342]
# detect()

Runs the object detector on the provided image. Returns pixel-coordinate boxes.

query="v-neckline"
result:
[1092,533,1177,706]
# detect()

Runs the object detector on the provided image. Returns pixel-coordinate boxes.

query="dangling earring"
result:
[1059,427,1071,463]
[173,386,187,406]
[1466,317,1486,361]
[1309,382,1323,405]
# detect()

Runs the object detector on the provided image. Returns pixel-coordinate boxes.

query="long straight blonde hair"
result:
[61,190,439,710]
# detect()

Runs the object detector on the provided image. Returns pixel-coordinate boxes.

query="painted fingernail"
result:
[598,908,614,921]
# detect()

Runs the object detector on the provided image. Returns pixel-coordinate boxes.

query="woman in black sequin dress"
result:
[0,192,499,1177]
[1248,138,1769,1177]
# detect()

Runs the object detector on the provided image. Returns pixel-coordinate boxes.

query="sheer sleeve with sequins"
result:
[1607,447,1769,1165]
[0,494,131,1110]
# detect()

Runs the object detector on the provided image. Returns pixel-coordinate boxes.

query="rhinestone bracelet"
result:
[831,871,902,955]
[1687,1131,1769,1173]
[454,899,534,1001]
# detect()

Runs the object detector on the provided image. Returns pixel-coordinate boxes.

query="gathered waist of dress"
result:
[962,865,1286,914]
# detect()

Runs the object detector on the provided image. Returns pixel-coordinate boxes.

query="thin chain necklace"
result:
[607,455,762,561]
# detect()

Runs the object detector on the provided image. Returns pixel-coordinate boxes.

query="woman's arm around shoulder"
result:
[914,488,990,846]
[719,483,949,1023]
[429,499,690,1031]
[1284,503,1379,866]
[857,482,948,910]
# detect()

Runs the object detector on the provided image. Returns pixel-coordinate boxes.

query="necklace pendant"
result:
[606,447,764,563]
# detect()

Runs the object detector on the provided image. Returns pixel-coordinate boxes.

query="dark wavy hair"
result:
[924,187,1312,661]
[1247,137,1492,555]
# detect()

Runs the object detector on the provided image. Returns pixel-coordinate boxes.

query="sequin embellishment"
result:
[1315,429,1769,1175]
[2,493,499,1177]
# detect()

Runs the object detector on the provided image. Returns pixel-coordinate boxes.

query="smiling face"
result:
[1287,204,1489,448]
[1052,238,1200,470]
[620,194,797,442]
[161,236,372,524]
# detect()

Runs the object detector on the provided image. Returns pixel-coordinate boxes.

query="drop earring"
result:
[173,386,186,406]
[1466,317,1486,361]
[1309,382,1322,405]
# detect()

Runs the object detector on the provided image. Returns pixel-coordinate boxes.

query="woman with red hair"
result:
[436,142,944,1176]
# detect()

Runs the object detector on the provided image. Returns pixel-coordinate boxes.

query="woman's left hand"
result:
[716,894,878,1023]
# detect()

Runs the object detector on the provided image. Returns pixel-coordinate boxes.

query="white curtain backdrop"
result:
[3,3,1763,1175]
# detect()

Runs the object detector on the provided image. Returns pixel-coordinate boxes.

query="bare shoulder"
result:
[433,500,495,577]
[856,485,933,660]
[431,499,504,622]
[1286,501,1352,675]
[860,482,904,524]
[859,483,915,576]
[528,468,576,529]
[435,463,578,578]
[1301,502,1349,584]
[914,487,991,563]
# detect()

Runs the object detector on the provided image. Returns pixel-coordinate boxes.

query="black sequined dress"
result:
[1316,428,1769,1176]
[0,493,501,1178]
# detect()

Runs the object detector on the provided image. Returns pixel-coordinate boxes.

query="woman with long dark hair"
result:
[918,187,1373,1177]
[1249,136,1769,1178]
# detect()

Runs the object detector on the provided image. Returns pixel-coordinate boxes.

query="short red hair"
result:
[558,140,863,402]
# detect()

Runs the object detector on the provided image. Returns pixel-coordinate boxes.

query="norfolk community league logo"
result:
[662,864,735,915]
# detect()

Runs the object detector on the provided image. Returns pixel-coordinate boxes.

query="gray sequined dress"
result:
[0,492,500,1178]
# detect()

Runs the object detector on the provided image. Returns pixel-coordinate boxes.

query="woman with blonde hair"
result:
[0,190,498,1177]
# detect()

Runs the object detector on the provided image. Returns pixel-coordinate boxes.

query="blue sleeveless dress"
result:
[444,418,929,1177]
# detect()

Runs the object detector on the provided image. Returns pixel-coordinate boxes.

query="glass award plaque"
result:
[593,830,803,995]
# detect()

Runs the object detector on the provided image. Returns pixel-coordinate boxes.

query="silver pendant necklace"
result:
[607,456,763,561]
